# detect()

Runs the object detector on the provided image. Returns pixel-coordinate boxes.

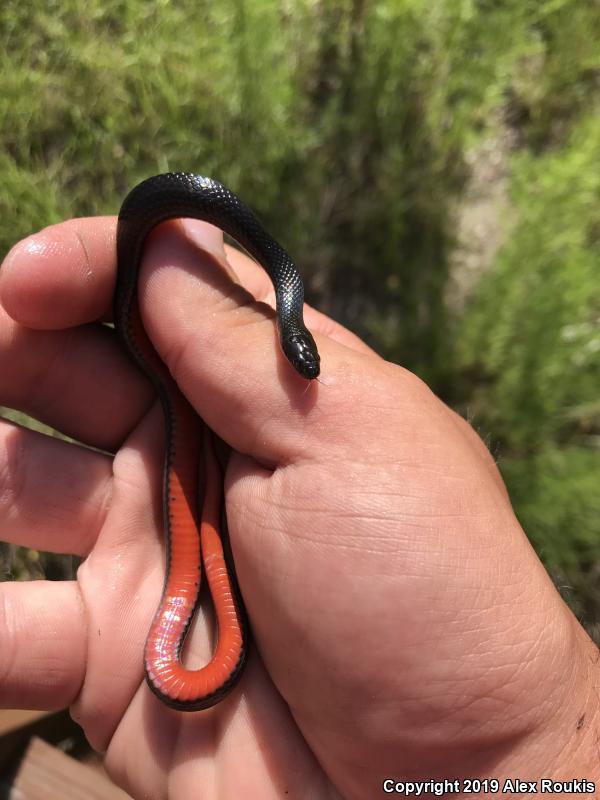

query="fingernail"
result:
[181,219,226,260]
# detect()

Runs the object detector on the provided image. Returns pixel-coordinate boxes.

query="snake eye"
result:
[282,333,321,380]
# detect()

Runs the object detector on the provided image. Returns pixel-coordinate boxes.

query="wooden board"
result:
[5,737,131,800]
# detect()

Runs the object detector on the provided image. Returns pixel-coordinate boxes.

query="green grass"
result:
[0,0,598,629]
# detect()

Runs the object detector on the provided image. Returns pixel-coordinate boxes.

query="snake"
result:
[114,172,320,710]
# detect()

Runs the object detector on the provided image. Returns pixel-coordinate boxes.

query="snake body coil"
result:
[115,172,320,381]
[114,173,319,710]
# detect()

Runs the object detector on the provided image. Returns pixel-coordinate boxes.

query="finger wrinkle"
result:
[73,228,94,282]
[0,589,18,685]
[0,421,26,526]
[87,467,114,553]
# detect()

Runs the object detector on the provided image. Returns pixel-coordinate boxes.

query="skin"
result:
[0,216,598,799]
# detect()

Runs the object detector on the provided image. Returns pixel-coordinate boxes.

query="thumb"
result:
[137,218,337,466]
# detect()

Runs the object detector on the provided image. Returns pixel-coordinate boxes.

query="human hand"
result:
[0,216,597,799]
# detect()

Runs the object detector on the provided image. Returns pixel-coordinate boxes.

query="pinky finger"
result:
[0,579,86,710]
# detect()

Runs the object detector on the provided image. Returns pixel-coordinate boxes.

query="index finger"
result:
[1,213,373,465]
[1,215,373,356]
[0,216,226,330]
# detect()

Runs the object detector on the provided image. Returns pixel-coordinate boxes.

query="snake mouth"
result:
[302,361,321,380]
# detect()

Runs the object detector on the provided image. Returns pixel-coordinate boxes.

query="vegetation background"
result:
[0,0,598,638]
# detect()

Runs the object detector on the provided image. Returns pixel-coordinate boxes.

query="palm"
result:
[71,409,328,797]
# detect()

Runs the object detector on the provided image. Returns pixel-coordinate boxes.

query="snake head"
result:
[282,332,321,380]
